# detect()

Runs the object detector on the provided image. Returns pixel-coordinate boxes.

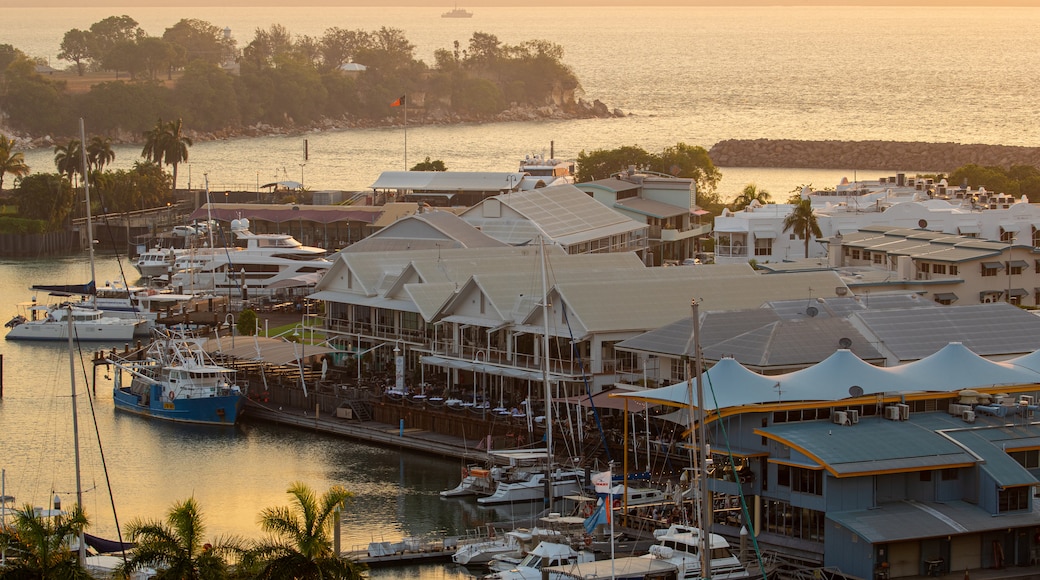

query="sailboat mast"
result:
[539,238,553,511]
[66,306,86,566]
[78,119,96,296]
[692,298,711,578]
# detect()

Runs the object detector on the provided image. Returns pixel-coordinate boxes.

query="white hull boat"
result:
[477,468,585,505]
[6,303,146,342]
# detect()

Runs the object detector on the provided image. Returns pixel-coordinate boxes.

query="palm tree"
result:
[117,496,240,580]
[0,134,30,192]
[164,118,192,193]
[0,503,93,579]
[53,139,84,188]
[142,118,193,192]
[86,135,116,173]
[782,198,822,258]
[731,183,772,211]
[244,482,365,580]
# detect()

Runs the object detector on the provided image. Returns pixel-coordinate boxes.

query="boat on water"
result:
[483,540,596,580]
[442,5,473,17]
[517,154,576,189]
[168,219,330,298]
[5,301,146,342]
[108,329,245,425]
[640,524,750,579]
[133,246,180,278]
[476,464,585,505]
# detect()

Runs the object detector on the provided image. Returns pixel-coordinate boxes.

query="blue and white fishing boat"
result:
[108,329,245,425]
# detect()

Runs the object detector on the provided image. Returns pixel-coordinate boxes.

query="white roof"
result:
[370,171,525,191]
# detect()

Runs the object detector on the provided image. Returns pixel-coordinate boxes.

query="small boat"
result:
[133,246,181,278]
[5,302,146,342]
[517,154,576,189]
[108,329,245,425]
[483,540,596,579]
[442,5,473,18]
[544,557,679,580]
[640,524,750,579]
[476,466,585,505]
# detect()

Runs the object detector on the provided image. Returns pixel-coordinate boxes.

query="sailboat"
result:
[6,121,146,342]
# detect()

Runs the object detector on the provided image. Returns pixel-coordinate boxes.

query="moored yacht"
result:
[6,302,146,342]
[168,218,330,297]
[641,524,750,579]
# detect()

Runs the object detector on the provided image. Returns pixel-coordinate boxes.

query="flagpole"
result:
[403,97,408,170]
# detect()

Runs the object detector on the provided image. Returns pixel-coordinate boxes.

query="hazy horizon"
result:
[18,0,1040,7]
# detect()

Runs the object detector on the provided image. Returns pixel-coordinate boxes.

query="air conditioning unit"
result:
[949,403,972,416]
[962,410,976,423]
[832,411,850,426]
[884,406,901,421]
[1020,395,1035,405]
[896,403,910,421]
[847,409,860,424]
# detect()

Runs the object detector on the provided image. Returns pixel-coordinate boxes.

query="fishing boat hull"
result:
[113,384,243,425]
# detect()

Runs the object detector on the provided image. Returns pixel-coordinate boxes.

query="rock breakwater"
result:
[709,139,1040,172]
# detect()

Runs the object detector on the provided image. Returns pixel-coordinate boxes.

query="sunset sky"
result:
[25,0,1040,7]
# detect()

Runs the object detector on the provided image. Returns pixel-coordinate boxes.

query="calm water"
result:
[3,6,1037,197]
[0,255,554,579]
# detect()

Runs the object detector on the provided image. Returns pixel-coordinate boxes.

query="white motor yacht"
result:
[640,524,750,579]
[6,302,147,342]
[168,218,330,297]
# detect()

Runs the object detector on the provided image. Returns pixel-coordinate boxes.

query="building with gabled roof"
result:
[459,184,650,257]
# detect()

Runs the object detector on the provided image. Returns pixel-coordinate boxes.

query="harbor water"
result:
[0,254,547,579]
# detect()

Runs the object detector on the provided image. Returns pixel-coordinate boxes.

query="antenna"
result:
[806,306,819,318]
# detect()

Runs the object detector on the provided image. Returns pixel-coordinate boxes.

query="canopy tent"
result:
[614,343,1040,413]
[560,385,647,411]
[267,272,324,289]
[261,180,303,189]
[202,336,340,365]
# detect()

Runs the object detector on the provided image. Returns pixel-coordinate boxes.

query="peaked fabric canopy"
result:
[613,342,1040,412]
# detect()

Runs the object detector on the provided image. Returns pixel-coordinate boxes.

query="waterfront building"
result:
[574,169,712,265]
[711,173,1040,264]
[792,225,1040,308]
[616,343,1040,579]
[309,246,849,396]
[368,171,527,207]
[458,184,650,257]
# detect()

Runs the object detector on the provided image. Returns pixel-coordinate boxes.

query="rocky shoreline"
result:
[708,139,1040,172]
[3,98,624,150]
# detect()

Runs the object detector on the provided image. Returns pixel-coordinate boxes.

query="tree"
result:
[654,142,721,198]
[142,118,193,191]
[117,497,240,579]
[0,134,31,191]
[53,139,84,187]
[58,29,94,76]
[163,18,229,67]
[731,183,772,211]
[243,482,365,580]
[0,503,92,580]
[86,135,115,173]
[319,27,371,71]
[410,157,447,171]
[575,145,655,182]
[782,198,822,259]
[12,173,75,226]
[88,15,145,66]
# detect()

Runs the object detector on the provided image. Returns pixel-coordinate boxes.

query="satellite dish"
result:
[849,385,864,397]
[839,337,853,349]
[918,219,928,228]
[806,306,819,318]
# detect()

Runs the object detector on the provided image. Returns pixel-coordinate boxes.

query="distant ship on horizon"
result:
[442,5,473,18]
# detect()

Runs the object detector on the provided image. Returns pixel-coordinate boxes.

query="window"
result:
[1010,449,1040,469]
[851,249,861,260]
[754,237,773,256]
[777,464,790,487]
[1009,262,1024,275]
[950,265,958,275]
[932,264,947,274]
[982,265,998,277]
[941,468,958,481]
[873,253,884,264]
[1001,230,1015,244]
[920,471,933,482]
[1033,228,1040,247]
[762,499,825,542]
[793,466,823,495]
[998,487,1030,512]
[862,251,870,260]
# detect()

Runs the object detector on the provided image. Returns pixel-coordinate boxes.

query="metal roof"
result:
[852,302,1040,361]
[828,499,1040,544]
[614,197,687,218]
[369,171,526,191]
[703,317,882,368]
[760,418,975,477]
[343,211,509,253]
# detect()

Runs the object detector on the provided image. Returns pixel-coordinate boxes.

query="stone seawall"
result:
[708,139,1040,172]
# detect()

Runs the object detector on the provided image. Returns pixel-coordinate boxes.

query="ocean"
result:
[4,5,1039,199]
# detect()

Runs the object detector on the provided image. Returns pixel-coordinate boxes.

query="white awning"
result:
[1000,222,1021,233]
[957,224,980,234]
[752,231,777,239]
[421,355,565,382]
